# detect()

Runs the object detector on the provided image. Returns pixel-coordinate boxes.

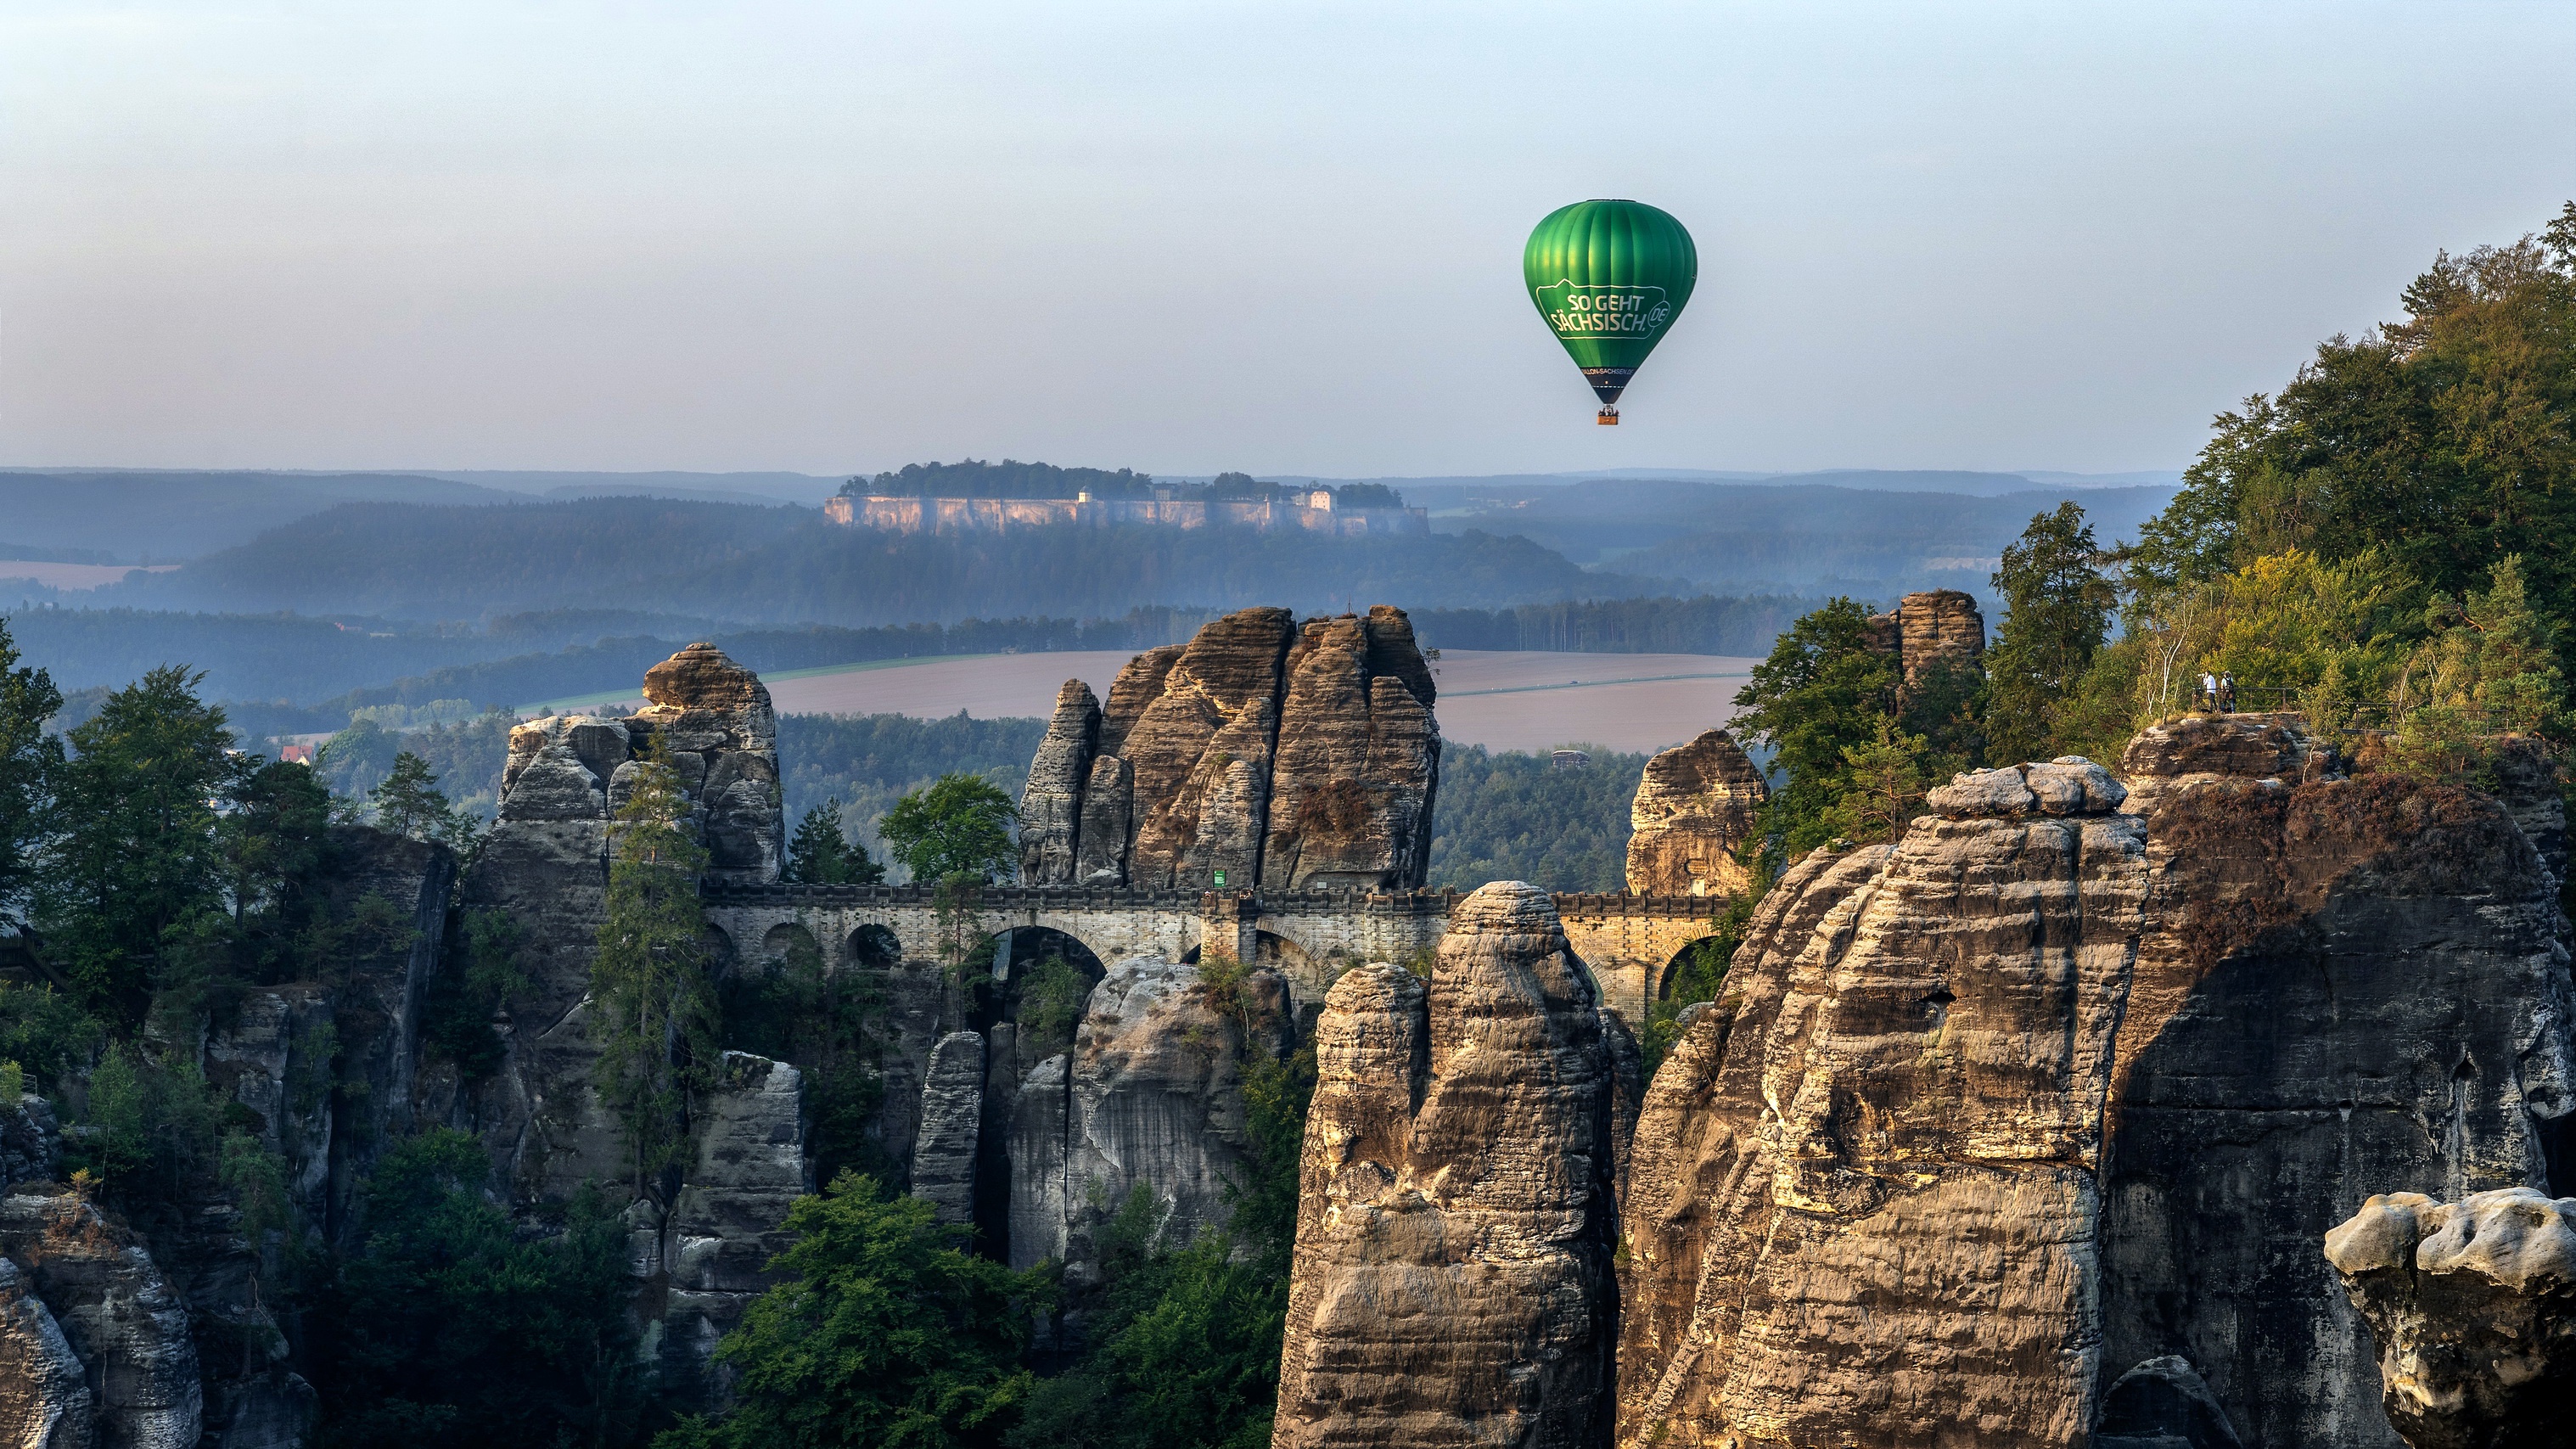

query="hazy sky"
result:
[7,3,2572,479]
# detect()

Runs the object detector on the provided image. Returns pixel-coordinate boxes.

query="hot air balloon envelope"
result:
[1523,199,1698,410]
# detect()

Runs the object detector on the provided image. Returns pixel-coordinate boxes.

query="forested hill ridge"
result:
[845,458,1407,508]
[1413,477,2177,598]
[68,496,1667,622]
[20,477,2174,628]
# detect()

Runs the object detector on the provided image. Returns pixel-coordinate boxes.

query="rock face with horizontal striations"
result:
[659,1053,811,1408]
[1614,760,2150,1449]
[1018,682,1102,885]
[1119,608,1295,890]
[1865,588,1988,699]
[1624,727,1768,896]
[0,1190,202,1449]
[912,1032,986,1226]
[1071,756,1132,887]
[1260,609,1440,892]
[1272,883,1619,1449]
[2096,720,2573,1449]
[0,1255,92,1449]
[628,642,784,886]
[1020,605,1440,892]
[2326,1188,2576,1449]
[465,644,786,1205]
[1614,712,2576,1449]
[1007,956,1290,1297]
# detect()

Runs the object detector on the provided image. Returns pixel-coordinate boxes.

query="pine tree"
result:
[590,738,719,1197]
[1828,716,1931,845]
[35,667,239,1028]
[369,750,463,844]
[1986,503,2117,765]
[784,799,883,885]
[0,619,62,929]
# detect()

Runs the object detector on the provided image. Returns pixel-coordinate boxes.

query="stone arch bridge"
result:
[700,882,1726,1020]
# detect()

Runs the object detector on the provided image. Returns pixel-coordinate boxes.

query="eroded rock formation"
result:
[1615,760,2147,1449]
[1018,605,1438,892]
[1272,883,1618,1449]
[1007,955,1291,1295]
[1624,728,1767,896]
[2326,1188,2576,1449]
[2098,718,2572,1449]
[655,1053,813,1401]
[1612,714,2576,1449]
[1019,682,1102,885]
[0,1190,203,1449]
[464,643,784,1205]
[912,1032,985,1226]
[0,1256,90,1449]
[1865,588,1987,697]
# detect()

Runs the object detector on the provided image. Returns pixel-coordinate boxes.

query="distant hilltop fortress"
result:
[820,458,1429,538]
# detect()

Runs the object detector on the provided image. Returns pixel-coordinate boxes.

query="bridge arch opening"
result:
[1656,935,1727,1003]
[981,927,1108,1053]
[966,925,1109,1265]
[760,922,820,965]
[845,924,901,970]
[701,923,738,971]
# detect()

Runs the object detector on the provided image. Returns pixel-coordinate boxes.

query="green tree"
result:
[2404,554,2565,733]
[0,982,103,1092]
[1985,503,2118,763]
[422,908,528,1082]
[659,1173,1042,1449]
[34,667,239,1029]
[1827,716,1931,845]
[786,800,884,885]
[880,775,1019,885]
[1640,864,1769,1075]
[1729,599,1901,854]
[590,739,719,1196]
[369,750,478,850]
[0,618,62,929]
[212,755,340,993]
[2133,202,2576,625]
[311,1129,647,1449]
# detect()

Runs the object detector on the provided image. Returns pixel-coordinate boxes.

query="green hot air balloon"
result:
[1523,199,1697,424]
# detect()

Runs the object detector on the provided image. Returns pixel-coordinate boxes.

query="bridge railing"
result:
[699,880,1733,919]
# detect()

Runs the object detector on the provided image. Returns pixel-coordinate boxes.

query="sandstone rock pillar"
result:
[1272,883,1617,1449]
[1623,727,1766,896]
[1613,759,2147,1449]
[912,1032,986,1225]
[1019,682,1101,885]
[0,1257,92,1449]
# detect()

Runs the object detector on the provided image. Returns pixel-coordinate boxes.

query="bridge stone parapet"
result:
[699,882,1729,1024]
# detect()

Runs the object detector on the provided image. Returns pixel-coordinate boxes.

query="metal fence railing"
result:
[2174,682,2513,736]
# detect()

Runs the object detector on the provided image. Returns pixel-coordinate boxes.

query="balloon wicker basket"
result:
[1597,407,1619,426]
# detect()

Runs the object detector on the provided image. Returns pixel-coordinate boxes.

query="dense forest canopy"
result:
[1423,744,1649,892]
[849,458,1163,500]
